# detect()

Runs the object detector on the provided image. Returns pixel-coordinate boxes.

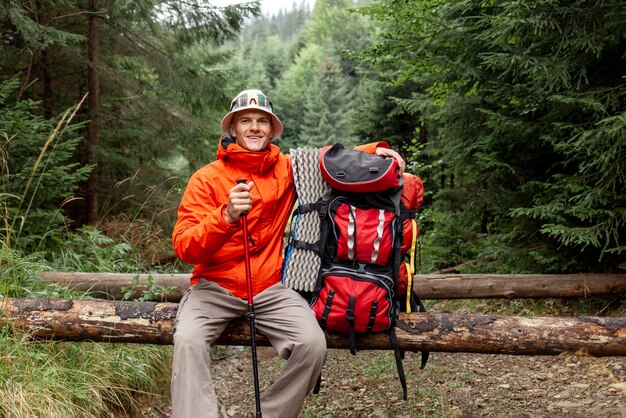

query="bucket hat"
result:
[221,89,283,139]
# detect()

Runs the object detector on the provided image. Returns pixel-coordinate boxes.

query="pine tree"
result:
[299,58,356,147]
[360,0,626,272]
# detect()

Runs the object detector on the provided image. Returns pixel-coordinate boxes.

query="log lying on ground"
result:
[38,272,626,301]
[40,272,189,301]
[414,273,625,299]
[2,297,625,357]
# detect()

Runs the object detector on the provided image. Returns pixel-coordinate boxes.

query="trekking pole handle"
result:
[236,178,249,216]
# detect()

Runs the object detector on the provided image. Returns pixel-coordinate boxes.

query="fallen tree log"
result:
[2,297,625,357]
[414,273,626,299]
[38,272,626,301]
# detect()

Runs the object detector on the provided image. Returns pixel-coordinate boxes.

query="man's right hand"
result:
[224,181,254,224]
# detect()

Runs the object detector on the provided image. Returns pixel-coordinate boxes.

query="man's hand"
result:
[375,147,406,175]
[224,181,254,224]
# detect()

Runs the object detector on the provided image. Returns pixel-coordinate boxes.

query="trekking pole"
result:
[236,178,262,418]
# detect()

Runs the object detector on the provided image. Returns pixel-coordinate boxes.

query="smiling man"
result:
[229,110,273,151]
[171,89,405,418]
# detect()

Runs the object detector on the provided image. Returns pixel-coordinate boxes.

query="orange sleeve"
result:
[354,141,390,154]
[172,171,239,265]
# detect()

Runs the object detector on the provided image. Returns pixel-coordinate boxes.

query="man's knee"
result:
[174,326,207,350]
[299,327,327,360]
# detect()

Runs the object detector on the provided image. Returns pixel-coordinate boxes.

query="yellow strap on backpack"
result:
[405,219,418,313]
[404,262,412,313]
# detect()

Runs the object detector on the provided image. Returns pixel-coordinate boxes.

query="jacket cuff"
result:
[220,205,241,229]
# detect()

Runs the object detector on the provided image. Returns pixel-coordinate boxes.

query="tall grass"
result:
[1,86,174,416]
[0,329,171,417]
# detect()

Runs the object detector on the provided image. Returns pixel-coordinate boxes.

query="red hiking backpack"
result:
[289,143,428,400]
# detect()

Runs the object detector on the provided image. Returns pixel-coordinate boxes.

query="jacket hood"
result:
[217,135,281,175]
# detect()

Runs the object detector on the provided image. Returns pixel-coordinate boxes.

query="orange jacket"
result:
[172,137,388,298]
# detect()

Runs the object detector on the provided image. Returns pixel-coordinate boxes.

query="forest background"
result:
[1,0,624,416]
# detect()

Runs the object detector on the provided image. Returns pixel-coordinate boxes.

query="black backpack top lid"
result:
[319,143,401,193]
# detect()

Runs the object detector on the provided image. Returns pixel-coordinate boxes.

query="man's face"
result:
[229,110,274,152]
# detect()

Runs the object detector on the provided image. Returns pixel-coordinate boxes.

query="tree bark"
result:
[86,0,100,224]
[38,272,626,301]
[2,297,625,357]
[42,48,53,119]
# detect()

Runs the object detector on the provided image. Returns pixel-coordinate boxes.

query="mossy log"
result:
[2,297,625,357]
[38,272,626,301]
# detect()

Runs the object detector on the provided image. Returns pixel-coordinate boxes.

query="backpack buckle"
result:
[346,296,356,322]
[318,202,328,220]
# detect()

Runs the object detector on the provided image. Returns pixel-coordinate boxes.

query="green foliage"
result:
[89,1,257,215]
[51,226,143,273]
[417,209,480,273]
[274,42,327,147]
[269,0,375,149]
[0,194,171,416]
[0,0,85,49]
[228,10,309,92]
[155,0,260,46]
[305,0,373,56]
[0,245,49,298]
[0,78,91,252]
[360,0,626,272]
[513,110,626,254]
[298,57,357,147]
[121,274,177,302]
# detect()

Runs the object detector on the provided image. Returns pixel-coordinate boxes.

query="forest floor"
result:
[136,300,626,418]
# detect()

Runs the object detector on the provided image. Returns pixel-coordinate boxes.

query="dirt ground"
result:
[141,345,625,418]
[211,347,625,417]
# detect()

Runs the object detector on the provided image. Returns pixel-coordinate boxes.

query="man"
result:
[171,89,405,418]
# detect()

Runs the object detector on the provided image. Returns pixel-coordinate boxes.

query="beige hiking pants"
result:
[171,280,327,418]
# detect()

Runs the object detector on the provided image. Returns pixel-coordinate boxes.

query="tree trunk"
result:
[86,0,100,224]
[38,272,626,301]
[2,297,625,357]
[42,48,53,119]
